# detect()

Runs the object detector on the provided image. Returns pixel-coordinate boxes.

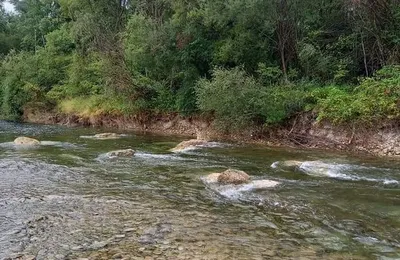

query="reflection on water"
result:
[0,120,400,259]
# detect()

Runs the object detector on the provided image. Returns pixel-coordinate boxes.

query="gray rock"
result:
[106,149,135,157]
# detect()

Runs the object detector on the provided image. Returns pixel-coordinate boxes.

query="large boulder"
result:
[94,133,121,139]
[217,169,250,185]
[106,149,135,157]
[14,137,40,146]
[170,139,209,152]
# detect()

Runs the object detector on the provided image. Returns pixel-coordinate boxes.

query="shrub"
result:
[196,67,264,130]
[312,66,400,124]
[196,67,311,130]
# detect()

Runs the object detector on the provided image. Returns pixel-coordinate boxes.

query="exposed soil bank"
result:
[23,109,400,157]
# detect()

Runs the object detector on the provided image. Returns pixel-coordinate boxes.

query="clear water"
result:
[0,120,399,259]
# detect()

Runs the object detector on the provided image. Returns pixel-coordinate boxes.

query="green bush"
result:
[196,67,264,130]
[0,52,37,119]
[259,83,314,125]
[312,66,400,124]
[196,67,311,130]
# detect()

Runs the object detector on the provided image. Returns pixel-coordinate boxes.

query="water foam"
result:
[202,176,280,200]
[272,160,399,185]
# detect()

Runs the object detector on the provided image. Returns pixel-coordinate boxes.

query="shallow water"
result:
[0,120,399,259]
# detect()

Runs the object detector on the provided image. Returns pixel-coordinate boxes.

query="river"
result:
[0,120,399,259]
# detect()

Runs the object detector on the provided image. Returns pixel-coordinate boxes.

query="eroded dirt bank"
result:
[23,110,400,157]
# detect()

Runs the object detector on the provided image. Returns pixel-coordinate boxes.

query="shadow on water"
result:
[0,120,399,259]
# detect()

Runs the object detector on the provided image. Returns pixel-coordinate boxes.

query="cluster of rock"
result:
[13,134,136,158]
[12,135,279,190]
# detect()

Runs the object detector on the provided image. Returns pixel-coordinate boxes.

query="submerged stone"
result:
[106,149,135,157]
[170,139,209,152]
[94,133,121,139]
[14,137,40,146]
[272,160,302,169]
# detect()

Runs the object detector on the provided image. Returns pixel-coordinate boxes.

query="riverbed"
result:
[0,120,399,259]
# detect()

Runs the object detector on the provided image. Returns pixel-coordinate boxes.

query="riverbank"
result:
[23,109,400,158]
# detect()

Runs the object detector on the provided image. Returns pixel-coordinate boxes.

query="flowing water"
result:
[0,120,400,260]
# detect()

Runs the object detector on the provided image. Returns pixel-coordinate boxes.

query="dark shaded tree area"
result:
[1,0,400,126]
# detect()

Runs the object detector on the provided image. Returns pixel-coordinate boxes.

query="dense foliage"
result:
[1,0,400,129]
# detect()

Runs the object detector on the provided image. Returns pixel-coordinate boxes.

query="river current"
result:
[0,120,399,259]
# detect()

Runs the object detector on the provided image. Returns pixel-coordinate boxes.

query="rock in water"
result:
[281,160,302,168]
[14,137,40,146]
[170,139,209,152]
[217,169,250,185]
[94,133,120,139]
[271,160,302,169]
[298,161,340,177]
[106,149,135,157]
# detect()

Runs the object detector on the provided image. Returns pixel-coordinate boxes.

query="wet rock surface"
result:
[80,133,124,140]
[217,169,250,185]
[106,149,135,158]
[94,133,121,139]
[170,139,209,152]
[14,137,40,146]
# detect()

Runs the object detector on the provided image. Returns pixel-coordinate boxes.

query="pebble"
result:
[115,234,126,239]
[123,228,135,233]
[178,246,184,251]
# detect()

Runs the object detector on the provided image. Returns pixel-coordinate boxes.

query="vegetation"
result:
[1,0,400,130]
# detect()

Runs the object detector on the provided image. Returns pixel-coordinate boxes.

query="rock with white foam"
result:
[202,170,280,198]
[203,169,249,185]
[271,160,302,169]
[217,169,250,185]
[106,149,135,158]
[14,137,40,146]
[80,133,123,140]
[299,161,335,177]
[170,139,210,152]
[94,133,121,139]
